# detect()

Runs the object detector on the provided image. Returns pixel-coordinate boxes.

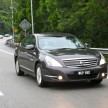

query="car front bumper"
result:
[42,63,107,82]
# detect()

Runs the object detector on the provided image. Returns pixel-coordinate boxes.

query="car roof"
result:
[34,33,73,37]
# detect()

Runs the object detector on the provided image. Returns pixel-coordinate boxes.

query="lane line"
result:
[107,65,108,79]
[0,49,14,56]
[0,91,4,96]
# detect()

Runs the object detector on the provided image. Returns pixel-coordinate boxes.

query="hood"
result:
[44,48,100,59]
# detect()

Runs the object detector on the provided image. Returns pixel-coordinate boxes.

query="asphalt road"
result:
[0,37,108,108]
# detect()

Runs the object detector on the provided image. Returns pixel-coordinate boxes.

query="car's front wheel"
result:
[36,64,46,87]
[90,79,103,85]
[15,59,24,76]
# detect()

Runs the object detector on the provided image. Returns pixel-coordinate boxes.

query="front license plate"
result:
[78,71,90,75]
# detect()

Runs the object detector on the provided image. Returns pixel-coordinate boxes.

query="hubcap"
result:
[16,61,19,74]
[37,67,42,85]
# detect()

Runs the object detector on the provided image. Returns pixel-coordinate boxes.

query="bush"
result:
[104,55,108,62]
[14,34,25,43]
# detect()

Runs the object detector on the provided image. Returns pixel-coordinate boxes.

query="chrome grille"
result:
[63,58,98,68]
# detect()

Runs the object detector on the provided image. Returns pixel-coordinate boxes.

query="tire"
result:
[36,64,46,87]
[90,79,103,85]
[15,60,24,76]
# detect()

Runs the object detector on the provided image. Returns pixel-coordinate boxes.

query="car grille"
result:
[68,73,98,80]
[63,58,98,68]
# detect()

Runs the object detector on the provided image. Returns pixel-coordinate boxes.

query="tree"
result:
[14,0,108,47]
[0,0,12,34]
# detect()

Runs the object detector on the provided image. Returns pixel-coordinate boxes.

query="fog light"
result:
[102,73,105,77]
[58,76,63,80]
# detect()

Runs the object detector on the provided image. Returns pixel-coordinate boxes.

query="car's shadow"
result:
[23,74,105,90]
[46,81,105,90]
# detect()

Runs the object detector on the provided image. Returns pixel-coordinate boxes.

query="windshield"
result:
[38,36,84,50]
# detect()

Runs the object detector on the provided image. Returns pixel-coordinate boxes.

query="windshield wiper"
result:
[77,47,86,49]
[57,48,75,50]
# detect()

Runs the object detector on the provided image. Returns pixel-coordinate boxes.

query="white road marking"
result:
[0,49,14,55]
[107,65,108,79]
[0,91,4,96]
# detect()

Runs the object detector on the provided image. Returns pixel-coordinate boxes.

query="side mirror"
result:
[85,43,90,49]
[25,44,35,50]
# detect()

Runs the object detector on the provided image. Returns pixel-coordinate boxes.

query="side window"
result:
[20,38,26,47]
[30,35,36,45]
[20,35,36,47]
[21,35,31,47]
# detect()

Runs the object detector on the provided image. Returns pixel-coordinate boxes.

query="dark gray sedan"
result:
[14,33,107,87]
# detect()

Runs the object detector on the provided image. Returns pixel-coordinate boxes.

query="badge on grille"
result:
[80,61,85,66]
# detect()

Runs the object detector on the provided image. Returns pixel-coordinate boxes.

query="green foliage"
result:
[14,0,108,48]
[14,34,25,43]
[104,55,108,62]
[0,0,12,34]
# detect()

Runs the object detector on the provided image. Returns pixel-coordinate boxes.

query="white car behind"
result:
[0,35,3,39]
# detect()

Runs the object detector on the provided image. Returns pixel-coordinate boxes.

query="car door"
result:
[18,35,32,72]
[24,35,37,75]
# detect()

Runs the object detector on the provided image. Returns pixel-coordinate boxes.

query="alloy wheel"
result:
[37,67,42,85]
[16,60,19,74]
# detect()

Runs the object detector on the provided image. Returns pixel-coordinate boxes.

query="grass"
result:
[104,55,108,63]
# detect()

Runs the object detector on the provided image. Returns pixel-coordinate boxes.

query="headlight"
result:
[45,55,63,67]
[100,53,106,65]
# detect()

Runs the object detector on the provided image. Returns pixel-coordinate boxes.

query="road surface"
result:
[0,37,108,108]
